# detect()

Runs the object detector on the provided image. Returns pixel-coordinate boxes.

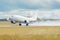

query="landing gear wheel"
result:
[26,23,29,26]
[19,23,21,26]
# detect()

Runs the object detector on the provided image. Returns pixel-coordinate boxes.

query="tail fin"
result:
[31,13,38,20]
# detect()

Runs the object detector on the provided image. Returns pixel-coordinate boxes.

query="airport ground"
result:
[0,21,60,40]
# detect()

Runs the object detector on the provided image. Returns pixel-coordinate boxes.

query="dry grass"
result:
[0,21,60,40]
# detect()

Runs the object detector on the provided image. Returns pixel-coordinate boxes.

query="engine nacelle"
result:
[11,21,16,24]
[24,20,29,23]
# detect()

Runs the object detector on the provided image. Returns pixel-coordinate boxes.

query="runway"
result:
[0,20,60,27]
[30,20,60,26]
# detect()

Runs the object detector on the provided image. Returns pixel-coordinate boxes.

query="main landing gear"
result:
[19,23,22,26]
[19,23,29,26]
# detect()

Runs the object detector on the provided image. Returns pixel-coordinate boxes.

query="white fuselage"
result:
[9,15,37,23]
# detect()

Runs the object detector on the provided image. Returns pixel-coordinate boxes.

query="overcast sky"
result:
[0,0,60,11]
[0,0,60,19]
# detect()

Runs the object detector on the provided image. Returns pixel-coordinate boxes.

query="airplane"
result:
[7,13,38,26]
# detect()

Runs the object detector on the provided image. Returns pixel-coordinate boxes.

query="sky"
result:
[0,0,60,19]
[0,0,60,11]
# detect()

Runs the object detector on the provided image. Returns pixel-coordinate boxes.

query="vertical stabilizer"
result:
[31,12,38,20]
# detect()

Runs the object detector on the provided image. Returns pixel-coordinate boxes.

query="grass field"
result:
[0,21,60,40]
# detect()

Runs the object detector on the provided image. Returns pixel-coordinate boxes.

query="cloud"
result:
[0,9,60,19]
[0,0,60,11]
[54,0,60,3]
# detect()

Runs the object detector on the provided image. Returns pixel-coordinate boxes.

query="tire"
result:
[26,23,29,26]
[19,23,21,26]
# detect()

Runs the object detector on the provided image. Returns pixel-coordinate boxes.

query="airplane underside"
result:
[10,20,29,26]
[19,23,29,26]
